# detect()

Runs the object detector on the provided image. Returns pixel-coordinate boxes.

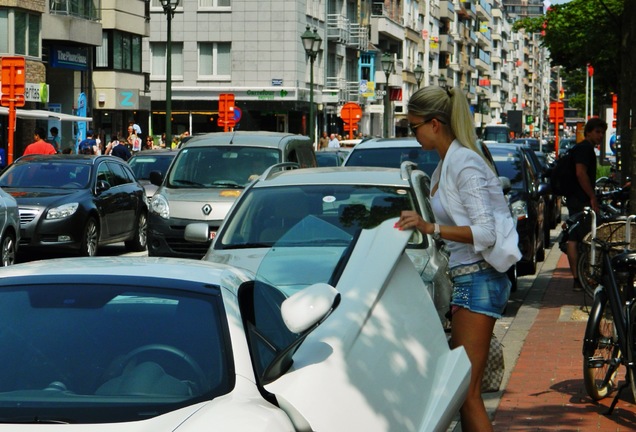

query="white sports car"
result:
[0,219,469,431]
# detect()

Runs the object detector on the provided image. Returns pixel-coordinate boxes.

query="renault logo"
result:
[202,204,212,215]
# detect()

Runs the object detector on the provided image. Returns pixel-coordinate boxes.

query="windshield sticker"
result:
[323,195,336,203]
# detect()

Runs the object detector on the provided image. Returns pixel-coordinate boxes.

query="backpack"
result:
[550,149,576,196]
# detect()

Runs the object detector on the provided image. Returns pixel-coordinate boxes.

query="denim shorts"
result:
[450,266,511,319]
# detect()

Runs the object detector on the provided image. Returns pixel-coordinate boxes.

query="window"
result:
[199,0,231,7]
[14,11,40,57]
[198,42,231,79]
[94,31,142,73]
[150,42,183,79]
[0,10,8,53]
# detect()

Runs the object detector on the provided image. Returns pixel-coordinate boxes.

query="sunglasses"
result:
[409,118,446,135]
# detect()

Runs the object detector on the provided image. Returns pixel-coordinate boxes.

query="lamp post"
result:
[301,26,322,144]
[414,64,424,89]
[160,0,179,147]
[381,52,394,138]
[438,73,447,89]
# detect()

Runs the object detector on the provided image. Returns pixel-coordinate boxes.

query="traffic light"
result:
[559,87,565,100]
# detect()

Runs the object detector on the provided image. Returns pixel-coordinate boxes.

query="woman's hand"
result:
[395,210,431,234]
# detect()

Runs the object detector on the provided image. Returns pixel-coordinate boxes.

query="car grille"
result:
[165,237,211,258]
[18,208,39,226]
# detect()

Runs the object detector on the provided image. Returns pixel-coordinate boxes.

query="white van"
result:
[481,124,513,144]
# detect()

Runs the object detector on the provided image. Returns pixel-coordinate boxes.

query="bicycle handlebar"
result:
[585,207,636,275]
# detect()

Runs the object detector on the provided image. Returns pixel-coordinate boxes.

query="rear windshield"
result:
[345,147,440,176]
[167,146,280,188]
[482,127,511,143]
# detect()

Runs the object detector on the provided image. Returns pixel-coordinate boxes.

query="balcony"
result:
[327,14,351,44]
[370,2,404,44]
[439,0,455,21]
[439,34,454,52]
[476,0,492,20]
[49,0,101,20]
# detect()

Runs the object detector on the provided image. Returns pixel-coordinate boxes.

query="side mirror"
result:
[149,170,164,186]
[499,176,512,194]
[184,222,211,243]
[281,283,340,334]
[96,180,111,193]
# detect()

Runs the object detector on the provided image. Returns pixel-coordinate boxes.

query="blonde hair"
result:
[407,86,495,172]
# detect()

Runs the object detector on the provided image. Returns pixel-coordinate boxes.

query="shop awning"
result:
[0,106,92,122]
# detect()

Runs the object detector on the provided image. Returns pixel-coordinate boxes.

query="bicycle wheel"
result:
[629,301,636,403]
[582,296,621,400]
[577,248,599,299]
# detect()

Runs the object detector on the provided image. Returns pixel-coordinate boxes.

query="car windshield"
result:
[345,147,440,176]
[512,139,541,152]
[489,148,524,191]
[167,146,280,188]
[219,184,418,250]
[128,154,175,180]
[0,279,233,423]
[0,161,91,189]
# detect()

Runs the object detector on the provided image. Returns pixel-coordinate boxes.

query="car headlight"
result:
[46,203,79,220]
[150,194,170,219]
[511,200,528,221]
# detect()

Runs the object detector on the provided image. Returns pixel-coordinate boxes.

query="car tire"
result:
[79,217,99,257]
[0,231,16,266]
[125,211,148,252]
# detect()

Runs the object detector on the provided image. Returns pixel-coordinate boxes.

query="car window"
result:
[345,147,440,176]
[167,146,280,188]
[107,162,133,186]
[96,162,116,187]
[489,148,524,191]
[129,155,175,180]
[218,184,417,247]
[0,281,233,422]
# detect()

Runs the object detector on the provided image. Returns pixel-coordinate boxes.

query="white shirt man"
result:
[328,134,340,148]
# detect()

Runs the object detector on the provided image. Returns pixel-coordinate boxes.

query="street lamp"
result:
[301,26,322,143]
[438,73,447,89]
[381,52,394,138]
[414,64,424,89]
[160,0,180,147]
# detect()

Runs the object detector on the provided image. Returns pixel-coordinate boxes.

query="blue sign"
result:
[234,107,242,122]
[50,46,89,71]
[75,92,87,153]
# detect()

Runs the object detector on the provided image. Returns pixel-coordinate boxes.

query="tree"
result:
[515,0,636,210]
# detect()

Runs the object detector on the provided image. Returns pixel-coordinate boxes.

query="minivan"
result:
[147,131,316,258]
[481,124,513,144]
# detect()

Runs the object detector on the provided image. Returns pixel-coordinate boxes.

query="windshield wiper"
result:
[171,179,205,187]
[225,242,271,249]
[211,182,244,189]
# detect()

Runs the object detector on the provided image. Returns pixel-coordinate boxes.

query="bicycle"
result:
[581,209,636,412]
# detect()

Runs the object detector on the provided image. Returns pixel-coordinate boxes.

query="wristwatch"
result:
[432,223,442,241]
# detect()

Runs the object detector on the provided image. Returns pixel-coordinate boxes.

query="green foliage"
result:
[597,163,612,180]
[515,0,624,110]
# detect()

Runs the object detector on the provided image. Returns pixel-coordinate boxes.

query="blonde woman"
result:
[395,85,519,432]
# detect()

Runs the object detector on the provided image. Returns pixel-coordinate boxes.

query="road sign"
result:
[340,102,362,139]
[233,107,242,122]
[549,101,564,123]
[1,56,26,107]
[218,93,236,131]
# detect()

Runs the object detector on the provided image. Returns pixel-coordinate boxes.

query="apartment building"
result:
[1,0,549,153]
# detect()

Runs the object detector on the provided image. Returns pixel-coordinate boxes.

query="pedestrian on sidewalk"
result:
[395,85,520,432]
[564,117,606,291]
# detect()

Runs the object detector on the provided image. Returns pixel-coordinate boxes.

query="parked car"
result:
[511,137,543,153]
[487,144,547,275]
[147,132,316,259]
[0,221,470,430]
[558,137,577,156]
[533,151,562,233]
[127,149,177,199]
[187,163,454,327]
[0,154,148,256]
[315,147,350,167]
[343,137,441,177]
[0,186,20,265]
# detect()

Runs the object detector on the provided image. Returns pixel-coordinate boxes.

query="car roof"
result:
[129,149,178,157]
[252,166,411,188]
[13,154,121,166]
[182,131,312,148]
[350,137,420,149]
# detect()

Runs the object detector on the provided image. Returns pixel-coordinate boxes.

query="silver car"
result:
[188,163,453,327]
[0,187,19,265]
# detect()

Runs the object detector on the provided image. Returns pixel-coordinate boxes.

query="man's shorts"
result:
[566,195,592,242]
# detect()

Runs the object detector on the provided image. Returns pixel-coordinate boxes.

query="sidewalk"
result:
[491,244,636,431]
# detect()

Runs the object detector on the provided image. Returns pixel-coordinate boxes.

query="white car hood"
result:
[265,219,471,432]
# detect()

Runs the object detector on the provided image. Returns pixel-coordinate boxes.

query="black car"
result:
[488,144,548,276]
[128,149,178,199]
[0,154,148,256]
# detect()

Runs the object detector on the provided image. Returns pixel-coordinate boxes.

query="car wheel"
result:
[0,231,16,266]
[536,242,545,262]
[125,211,148,252]
[79,217,99,257]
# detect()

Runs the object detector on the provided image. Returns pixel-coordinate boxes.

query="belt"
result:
[450,261,492,278]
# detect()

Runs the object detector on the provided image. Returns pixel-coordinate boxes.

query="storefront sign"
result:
[23,83,49,103]
[116,89,139,109]
[50,46,89,71]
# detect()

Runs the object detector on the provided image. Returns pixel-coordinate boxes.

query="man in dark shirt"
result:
[565,117,606,291]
